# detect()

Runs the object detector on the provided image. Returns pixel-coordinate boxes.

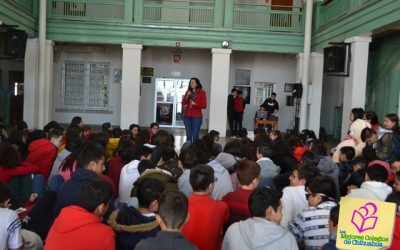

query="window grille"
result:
[61,61,110,111]
[254,82,274,105]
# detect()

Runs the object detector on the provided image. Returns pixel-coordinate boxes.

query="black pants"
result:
[233,112,243,136]
[228,110,234,135]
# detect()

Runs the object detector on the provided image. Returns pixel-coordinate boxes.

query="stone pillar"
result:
[44,40,54,124]
[120,44,142,129]
[308,52,324,138]
[23,38,39,129]
[341,36,372,139]
[209,48,232,137]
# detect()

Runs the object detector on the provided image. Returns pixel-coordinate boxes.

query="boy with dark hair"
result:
[182,165,229,250]
[232,90,245,137]
[25,127,63,181]
[147,122,159,142]
[256,145,280,188]
[222,160,260,226]
[177,149,198,196]
[0,181,42,250]
[223,187,297,250]
[322,205,340,250]
[135,191,197,250]
[280,163,320,228]
[289,175,338,249]
[347,164,392,200]
[53,142,106,217]
[338,146,355,196]
[108,178,164,250]
[45,180,114,249]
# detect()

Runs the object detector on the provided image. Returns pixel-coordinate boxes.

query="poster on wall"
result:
[234,85,251,104]
[234,69,251,85]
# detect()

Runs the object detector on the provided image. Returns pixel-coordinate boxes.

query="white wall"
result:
[52,44,122,126]
[140,47,212,128]
[50,45,298,132]
[230,51,297,132]
[320,75,344,135]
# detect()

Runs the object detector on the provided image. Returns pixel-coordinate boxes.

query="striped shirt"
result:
[0,208,22,250]
[289,201,337,250]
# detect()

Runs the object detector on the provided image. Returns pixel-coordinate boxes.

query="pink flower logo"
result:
[351,202,378,233]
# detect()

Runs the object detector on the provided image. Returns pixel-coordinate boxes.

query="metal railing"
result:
[143,0,215,27]
[233,3,304,32]
[49,0,124,20]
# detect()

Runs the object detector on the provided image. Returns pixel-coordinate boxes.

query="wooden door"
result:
[271,0,293,27]
[8,71,24,123]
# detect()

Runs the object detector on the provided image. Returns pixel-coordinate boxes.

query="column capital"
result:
[211,48,232,54]
[296,53,304,59]
[345,36,372,44]
[311,52,323,58]
[122,44,143,50]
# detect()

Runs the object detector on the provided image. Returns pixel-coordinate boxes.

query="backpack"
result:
[392,133,400,157]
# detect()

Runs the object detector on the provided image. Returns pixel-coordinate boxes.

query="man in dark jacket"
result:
[227,88,238,137]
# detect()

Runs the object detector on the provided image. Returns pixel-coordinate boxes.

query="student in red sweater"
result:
[25,129,63,181]
[182,78,207,142]
[386,192,400,250]
[232,90,245,137]
[182,164,229,250]
[45,179,115,250]
[222,159,260,227]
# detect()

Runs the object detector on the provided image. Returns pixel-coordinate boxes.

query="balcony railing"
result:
[47,0,304,33]
[143,0,215,27]
[233,3,303,32]
[49,0,124,20]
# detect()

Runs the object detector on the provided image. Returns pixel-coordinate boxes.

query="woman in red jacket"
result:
[182,78,207,142]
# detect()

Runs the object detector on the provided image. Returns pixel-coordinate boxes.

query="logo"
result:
[351,202,378,233]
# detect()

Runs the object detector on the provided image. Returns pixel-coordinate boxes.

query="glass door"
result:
[155,78,189,127]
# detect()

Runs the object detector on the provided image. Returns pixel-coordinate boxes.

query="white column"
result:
[121,44,142,129]
[299,0,314,131]
[308,52,324,138]
[341,36,372,138]
[209,48,232,137]
[37,0,47,129]
[23,38,39,129]
[44,40,54,124]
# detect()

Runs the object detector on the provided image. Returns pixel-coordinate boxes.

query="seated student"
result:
[182,164,229,250]
[289,175,338,249]
[222,187,298,250]
[0,181,43,250]
[256,145,280,188]
[222,160,260,227]
[280,163,320,229]
[25,128,63,181]
[310,139,340,196]
[347,164,392,200]
[338,146,355,196]
[291,136,309,162]
[393,171,400,192]
[108,179,164,250]
[361,127,378,162]
[53,142,106,217]
[147,122,160,143]
[48,128,82,184]
[385,192,400,250]
[106,127,122,161]
[156,146,182,181]
[107,139,134,193]
[45,180,115,250]
[177,149,198,196]
[135,191,197,250]
[322,205,340,250]
[119,145,152,203]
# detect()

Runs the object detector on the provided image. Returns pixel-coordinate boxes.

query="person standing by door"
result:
[182,78,207,142]
[227,88,238,137]
[233,90,246,137]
